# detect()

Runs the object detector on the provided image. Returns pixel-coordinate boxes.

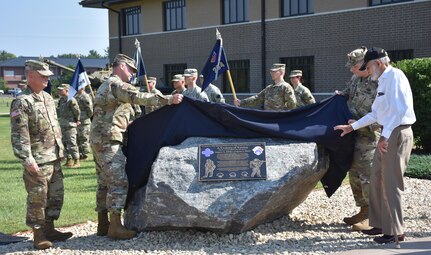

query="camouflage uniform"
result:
[342,75,380,207]
[240,81,296,110]
[90,74,173,213]
[57,96,80,161]
[145,87,163,114]
[10,88,65,227]
[183,85,209,102]
[294,84,315,107]
[75,91,93,158]
[204,84,225,103]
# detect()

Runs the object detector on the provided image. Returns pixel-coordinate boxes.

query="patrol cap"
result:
[359,47,388,71]
[113,54,137,73]
[25,60,54,76]
[147,76,157,82]
[346,46,367,68]
[58,84,70,90]
[289,70,302,78]
[270,63,285,71]
[171,74,184,82]
[183,68,198,77]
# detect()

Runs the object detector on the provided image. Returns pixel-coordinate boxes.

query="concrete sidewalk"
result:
[335,236,431,254]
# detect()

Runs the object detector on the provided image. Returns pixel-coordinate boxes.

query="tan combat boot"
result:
[107,212,137,240]
[43,220,73,242]
[64,158,74,167]
[70,159,80,168]
[352,219,372,231]
[33,225,52,250]
[97,211,110,236]
[343,206,368,225]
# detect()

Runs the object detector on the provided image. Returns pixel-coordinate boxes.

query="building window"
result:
[387,49,414,63]
[122,6,141,36]
[281,0,314,17]
[223,0,249,24]
[369,0,413,6]
[4,70,14,77]
[164,0,186,31]
[223,60,250,93]
[164,63,187,87]
[280,56,314,92]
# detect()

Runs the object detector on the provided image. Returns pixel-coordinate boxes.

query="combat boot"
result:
[33,225,52,250]
[107,212,137,240]
[64,158,74,167]
[352,219,372,231]
[343,206,368,225]
[97,211,110,236]
[70,159,80,168]
[43,220,73,242]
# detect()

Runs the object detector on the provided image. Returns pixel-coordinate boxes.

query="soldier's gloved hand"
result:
[233,99,241,106]
[26,162,40,176]
[172,94,183,104]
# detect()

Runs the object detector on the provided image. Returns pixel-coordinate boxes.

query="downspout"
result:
[261,0,266,89]
[101,0,122,54]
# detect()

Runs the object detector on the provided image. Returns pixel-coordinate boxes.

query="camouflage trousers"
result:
[349,129,379,207]
[23,159,64,227]
[61,126,79,160]
[77,123,91,157]
[92,142,128,214]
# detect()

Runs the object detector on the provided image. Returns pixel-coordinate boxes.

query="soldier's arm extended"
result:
[283,85,297,110]
[111,81,174,107]
[10,99,36,167]
[241,88,266,107]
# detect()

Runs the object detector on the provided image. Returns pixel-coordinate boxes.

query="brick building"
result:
[80,0,431,100]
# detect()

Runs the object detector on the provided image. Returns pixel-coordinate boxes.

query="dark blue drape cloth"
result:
[125,95,354,202]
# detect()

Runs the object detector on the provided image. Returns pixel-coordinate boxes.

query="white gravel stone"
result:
[1,177,430,255]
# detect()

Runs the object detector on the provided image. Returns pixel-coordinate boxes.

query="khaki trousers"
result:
[369,125,413,235]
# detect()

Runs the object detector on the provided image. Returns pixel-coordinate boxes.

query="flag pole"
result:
[135,39,150,92]
[226,70,237,101]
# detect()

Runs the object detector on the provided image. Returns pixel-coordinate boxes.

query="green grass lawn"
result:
[0,115,97,234]
[0,97,13,114]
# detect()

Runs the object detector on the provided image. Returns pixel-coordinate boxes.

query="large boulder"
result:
[124,137,328,234]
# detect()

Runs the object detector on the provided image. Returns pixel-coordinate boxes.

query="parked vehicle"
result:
[0,90,4,95]
[8,88,22,96]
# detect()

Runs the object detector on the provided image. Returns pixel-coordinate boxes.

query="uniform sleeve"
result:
[85,94,94,118]
[241,88,266,107]
[284,85,297,110]
[10,99,35,166]
[111,81,173,106]
[70,98,81,122]
[302,87,316,105]
[199,91,210,102]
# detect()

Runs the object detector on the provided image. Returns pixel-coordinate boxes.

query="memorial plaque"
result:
[198,142,267,181]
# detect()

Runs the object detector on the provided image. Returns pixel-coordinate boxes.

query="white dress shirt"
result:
[351,65,416,139]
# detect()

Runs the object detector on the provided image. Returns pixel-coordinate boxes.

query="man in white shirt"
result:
[334,47,416,244]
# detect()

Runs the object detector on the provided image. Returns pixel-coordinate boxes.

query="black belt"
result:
[398,124,411,128]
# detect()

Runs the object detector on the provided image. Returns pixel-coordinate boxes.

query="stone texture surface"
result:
[124,137,328,233]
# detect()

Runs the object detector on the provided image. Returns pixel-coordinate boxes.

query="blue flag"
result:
[200,30,229,91]
[132,38,147,84]
[68,59,90,100]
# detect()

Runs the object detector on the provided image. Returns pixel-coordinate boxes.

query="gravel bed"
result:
[1,177,430,255]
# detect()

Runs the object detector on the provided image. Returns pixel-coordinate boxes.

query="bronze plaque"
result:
[198,142,267,181]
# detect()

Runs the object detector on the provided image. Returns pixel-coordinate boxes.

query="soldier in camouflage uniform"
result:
[10,60,72,250]
[171,74,186,95]
[90,54,183,240]
[183,68,209,102]
[234,63,296,110]
[199,74,225,103]
[57,84,81,168]
[339,47,380,230]
[288,70,316,107]
[75,87,93,160]
[144,76,163,114]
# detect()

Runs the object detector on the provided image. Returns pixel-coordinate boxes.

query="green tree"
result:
[0,50,16,61]
[87,49,102,59]
[104,47,109,58]
[0,77,8,91]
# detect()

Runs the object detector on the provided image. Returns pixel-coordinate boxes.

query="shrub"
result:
[393,58,431,152]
